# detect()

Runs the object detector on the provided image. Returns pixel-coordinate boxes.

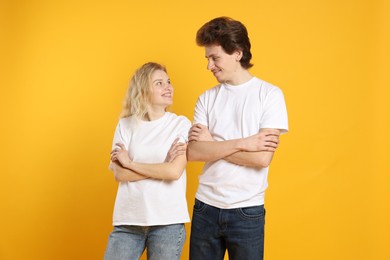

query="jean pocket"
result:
[237,205,265,220]
[193,199,208,213]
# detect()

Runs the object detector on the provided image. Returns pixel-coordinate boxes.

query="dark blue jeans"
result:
[190,199,265,260]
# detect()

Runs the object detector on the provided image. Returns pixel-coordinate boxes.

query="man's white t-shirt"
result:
[193,77,289,209]
[110,112,191,226]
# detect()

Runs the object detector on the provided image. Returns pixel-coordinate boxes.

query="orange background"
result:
[1,0,389,259]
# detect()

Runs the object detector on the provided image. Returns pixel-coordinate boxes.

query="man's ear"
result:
[235,50,243,61]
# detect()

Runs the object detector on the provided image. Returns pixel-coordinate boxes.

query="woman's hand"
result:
[165,138,187,163]
[110,143,132,167]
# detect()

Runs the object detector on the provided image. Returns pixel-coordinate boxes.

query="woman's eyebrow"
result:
[152,79,163,83]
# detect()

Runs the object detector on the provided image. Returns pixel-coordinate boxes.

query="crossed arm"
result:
[109,138,187,182]
[187,124,280,168]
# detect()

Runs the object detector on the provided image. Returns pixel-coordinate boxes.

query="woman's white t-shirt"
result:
[110,112,191,226]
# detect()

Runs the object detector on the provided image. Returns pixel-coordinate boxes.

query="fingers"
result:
[111,143,126,155]
[260,128,280,137]
[115,143,126,149]
[265,141,278,149]
[170,142,187,153]
[266,136,279,145]
[265,147,277,152]
[258,130,280,145]
[172,137,179,145]
[188,129,198,141]
[189,124,205,134]
[188,134,197,142]
[111,143,127,162]
[189,124,212,142]
[111,150,120,160]
[167,150,186,162]
[166,142,187,162]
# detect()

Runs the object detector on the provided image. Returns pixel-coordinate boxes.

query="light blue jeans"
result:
[104,224,185,260]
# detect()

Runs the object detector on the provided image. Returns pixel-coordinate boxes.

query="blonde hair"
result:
[121,62,167,119]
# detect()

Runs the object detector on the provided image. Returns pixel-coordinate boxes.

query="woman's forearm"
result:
[110,162,149,182]
[122,155,187,181]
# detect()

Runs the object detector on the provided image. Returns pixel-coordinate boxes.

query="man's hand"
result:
[165,138,187,163]
[110,143,132,167]
[240,129,280,152]
[188,124,214,142]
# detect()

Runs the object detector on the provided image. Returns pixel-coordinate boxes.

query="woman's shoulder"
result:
[165,112,191,125]
[117,116,136,129]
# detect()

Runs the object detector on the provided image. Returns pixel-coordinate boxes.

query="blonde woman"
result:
[104,62,190,260]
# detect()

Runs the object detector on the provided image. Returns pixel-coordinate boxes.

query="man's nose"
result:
[207,60,214,70]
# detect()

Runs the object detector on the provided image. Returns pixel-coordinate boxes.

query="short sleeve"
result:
[193,94,208,127]
[111,121,128,150]
[176,117,192,143]
[261,87,289,134]
[109,119,131,168]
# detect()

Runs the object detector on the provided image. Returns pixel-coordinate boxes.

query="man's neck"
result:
[225,69,253,86]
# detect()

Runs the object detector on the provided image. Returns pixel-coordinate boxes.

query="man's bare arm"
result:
[187,124,279,163]
[223,151,274,168]
[224,129,281,168]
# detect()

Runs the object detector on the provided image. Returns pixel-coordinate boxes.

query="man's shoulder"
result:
[253,76,276,88]
[252,77,283,96]
[203,83,223,93]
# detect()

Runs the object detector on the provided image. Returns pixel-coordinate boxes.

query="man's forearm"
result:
[187,127,280,163]
[187,139,243,162]
[223,128,280,167]
[224,151,275,168]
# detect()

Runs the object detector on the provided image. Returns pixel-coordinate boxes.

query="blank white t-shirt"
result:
[110,112,191,226]
[193,77,289,209]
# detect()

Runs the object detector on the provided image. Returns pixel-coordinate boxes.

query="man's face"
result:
[205,45,240,84]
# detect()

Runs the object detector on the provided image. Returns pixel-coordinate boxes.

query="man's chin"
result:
[214,75,223,83]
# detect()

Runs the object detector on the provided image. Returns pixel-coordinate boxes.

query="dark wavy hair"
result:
[196,16,253,69]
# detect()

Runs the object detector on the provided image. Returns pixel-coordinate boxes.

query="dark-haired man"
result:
[188,17,289,260]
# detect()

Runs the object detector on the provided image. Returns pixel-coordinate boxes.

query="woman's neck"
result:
[144,108,166,121]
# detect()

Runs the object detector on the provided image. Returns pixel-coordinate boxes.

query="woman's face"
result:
[149,69,173,109]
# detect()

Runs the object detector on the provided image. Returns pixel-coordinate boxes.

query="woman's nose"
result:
[165,83,173,91]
